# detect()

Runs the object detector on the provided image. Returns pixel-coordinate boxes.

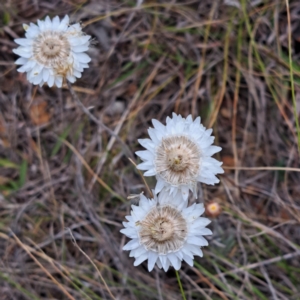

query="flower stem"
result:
[175,270,187,300]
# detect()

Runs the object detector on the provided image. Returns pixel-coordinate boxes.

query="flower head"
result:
[13,15,91,88]
[205,201,221,218]
[121,191,212,272]
[136,113,224,201]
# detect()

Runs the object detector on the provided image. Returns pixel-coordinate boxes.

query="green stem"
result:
[175,270,186,300]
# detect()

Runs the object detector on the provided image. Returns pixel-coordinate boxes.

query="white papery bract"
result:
[136,113,224,201]
[13,15,91,88]
[121,191,212,272]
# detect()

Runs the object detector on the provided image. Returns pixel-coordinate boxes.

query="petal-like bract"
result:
[13,15,91,87]
[121,193,212,272]
[136,113,224,200]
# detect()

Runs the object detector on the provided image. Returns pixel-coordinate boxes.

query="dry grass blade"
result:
[67,228,116,300]
[58,137,126,202]
[285,0,300,152]
[219,251,300,275]
[9,230,76,300]
[67,81,132,158]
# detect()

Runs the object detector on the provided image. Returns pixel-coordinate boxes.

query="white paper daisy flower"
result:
[13,15,91,88]
[136,113,224,201]
[121,191,212,272]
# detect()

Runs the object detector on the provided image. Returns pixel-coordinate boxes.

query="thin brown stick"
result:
[223,166,300,172]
